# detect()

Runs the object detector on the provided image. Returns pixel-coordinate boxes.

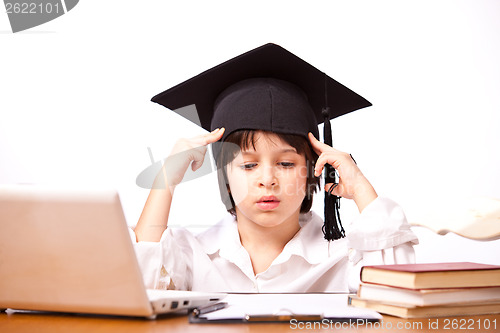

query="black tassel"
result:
[321,107,345,241]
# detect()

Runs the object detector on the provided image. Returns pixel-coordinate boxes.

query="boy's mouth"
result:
[256,196,280,210]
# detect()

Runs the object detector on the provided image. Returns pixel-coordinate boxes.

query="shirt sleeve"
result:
[345,197,419,292]
[128,227,194,291]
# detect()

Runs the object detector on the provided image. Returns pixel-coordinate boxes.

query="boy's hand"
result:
[160,128,225,189]
[308,133,377,212]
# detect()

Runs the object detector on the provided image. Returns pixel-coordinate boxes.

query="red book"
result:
[360,262,500,289]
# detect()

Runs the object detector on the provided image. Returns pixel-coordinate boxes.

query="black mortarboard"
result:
[151,43,371,241]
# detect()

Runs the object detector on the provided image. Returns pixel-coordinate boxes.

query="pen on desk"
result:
[245,314,323,322]
[192,302,228,316]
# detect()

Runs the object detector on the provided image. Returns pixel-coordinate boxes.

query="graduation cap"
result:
[151,43,371,241]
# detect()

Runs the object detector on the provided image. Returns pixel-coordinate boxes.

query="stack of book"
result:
[349,262,500,318]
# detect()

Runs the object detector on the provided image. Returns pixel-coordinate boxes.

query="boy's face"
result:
[226,132,308,228]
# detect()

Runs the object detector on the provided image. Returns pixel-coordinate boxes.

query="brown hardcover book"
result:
[357,283,500,307]
[348,295,500,319]
[360,262,500,289]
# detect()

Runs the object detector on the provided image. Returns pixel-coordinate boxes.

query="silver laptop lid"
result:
[0,185,154,317]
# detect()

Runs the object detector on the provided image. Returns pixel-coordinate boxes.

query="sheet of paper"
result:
[199,293,381,321]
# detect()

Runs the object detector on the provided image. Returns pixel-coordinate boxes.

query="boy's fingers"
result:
[189,147,207,171]
[308,133,323,154]
[314,151,345,177]
[325,183,341,196]
[309,132,344,159]
[208,127,225,143]
[314,152,334,177]
[314,158,327,177]
[308,132,336,155]
[195,127,225,145]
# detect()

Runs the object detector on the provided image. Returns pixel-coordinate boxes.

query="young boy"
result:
[132,44,418,292]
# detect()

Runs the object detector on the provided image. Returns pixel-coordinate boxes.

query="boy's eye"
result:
[278,162,295,168]
[240,163,257,170]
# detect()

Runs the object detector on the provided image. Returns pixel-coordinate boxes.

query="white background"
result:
[1,0,499,263]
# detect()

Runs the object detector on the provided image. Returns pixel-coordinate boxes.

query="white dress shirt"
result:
[130,197,418,293]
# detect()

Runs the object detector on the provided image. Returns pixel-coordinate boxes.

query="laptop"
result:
[0,184,225,319]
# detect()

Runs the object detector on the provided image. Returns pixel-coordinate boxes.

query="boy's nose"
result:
[259,166,277,187]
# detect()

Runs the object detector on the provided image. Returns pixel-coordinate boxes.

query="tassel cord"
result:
[321,106,345,241]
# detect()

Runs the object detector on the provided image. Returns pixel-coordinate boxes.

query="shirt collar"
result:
[197,214,256,279]
[273,211,332,265]
[197,211,334,266]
